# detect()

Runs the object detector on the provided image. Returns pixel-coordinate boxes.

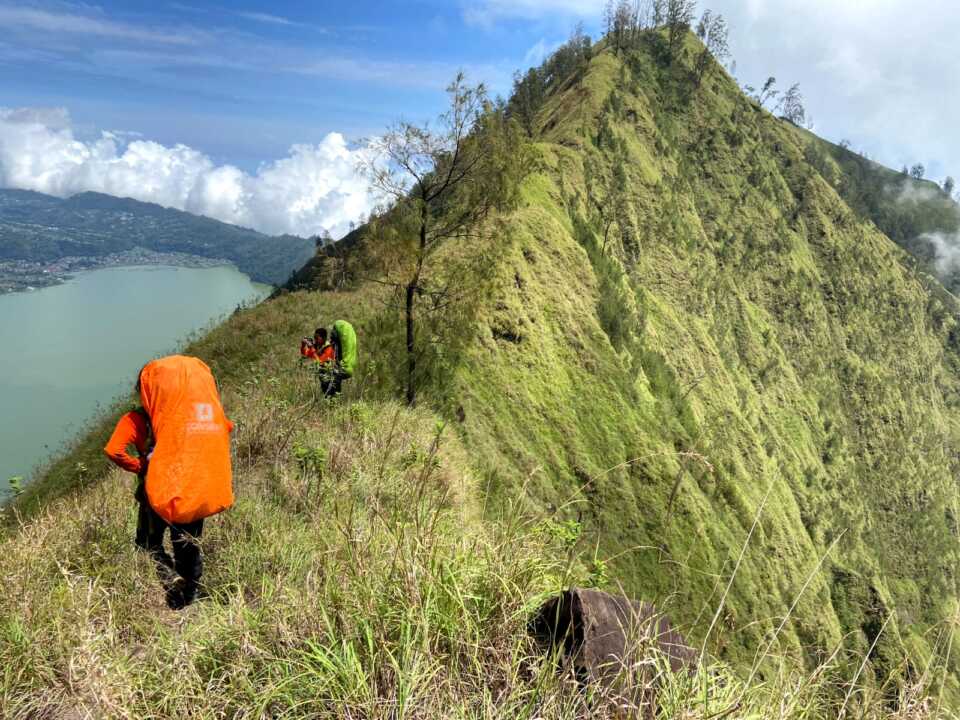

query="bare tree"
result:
[943,176,955,195]
[777,82,805,125]
[910,163,926,180]
[694,9,730,84]
[314,230,333,248]
[635,0,656,30]
[652,0,666,26]
[753,76,778,107]
[664,0,698,63]
[362,74,522,405]
[604,0,637,54]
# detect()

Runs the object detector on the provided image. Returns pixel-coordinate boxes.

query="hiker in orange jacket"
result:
[300,327,335,365]
[104,407,175,574]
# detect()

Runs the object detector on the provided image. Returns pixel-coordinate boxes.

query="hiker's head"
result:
[314,328,328,345]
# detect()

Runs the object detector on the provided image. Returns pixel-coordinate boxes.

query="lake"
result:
[0,265,270,493]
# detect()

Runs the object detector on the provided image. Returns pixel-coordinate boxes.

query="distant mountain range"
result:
[0,189,315,286]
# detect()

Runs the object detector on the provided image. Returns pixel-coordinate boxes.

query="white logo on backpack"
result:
[187,402,219,433]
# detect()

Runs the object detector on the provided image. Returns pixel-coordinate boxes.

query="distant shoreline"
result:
[0,249,237,295]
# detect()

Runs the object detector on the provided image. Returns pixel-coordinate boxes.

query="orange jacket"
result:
[139,355,234,525]
[104,410,150,475]
[301,343,335,364]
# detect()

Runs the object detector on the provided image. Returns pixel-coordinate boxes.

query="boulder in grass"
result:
[529,587,697,716]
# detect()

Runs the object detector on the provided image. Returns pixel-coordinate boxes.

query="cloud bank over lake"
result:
[0,106,377,239]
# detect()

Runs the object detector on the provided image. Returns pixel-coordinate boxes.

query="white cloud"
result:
[467,0,959,181]
[0,6,199,45]
[924,231,960,275]
[0,107,378,239]
[706,0,960,181]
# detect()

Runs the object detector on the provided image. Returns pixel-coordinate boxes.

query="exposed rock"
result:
[530,587,697,716]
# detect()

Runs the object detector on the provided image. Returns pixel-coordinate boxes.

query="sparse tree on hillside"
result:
[604,0,637,54]
[757,76,778,107]
[362,74,523,405]
[664,0,697,63]
[313,230,333,248]
[508,67,545,138]
[635,0,656,30]
[542,23,592,88]
[652,0,666,26]
[911,163,926,180]
[585,154,636,257]
[694,10,730,85]
[777,82,805,125]
[943,176,955,195]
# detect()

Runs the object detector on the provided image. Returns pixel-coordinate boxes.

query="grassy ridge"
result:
[433,34,960,693]
[2,333,952,717]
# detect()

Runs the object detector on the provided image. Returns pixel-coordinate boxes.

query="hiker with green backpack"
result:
[305,319,357,397]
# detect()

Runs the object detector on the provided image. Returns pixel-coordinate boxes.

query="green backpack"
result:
[331,320,358,378]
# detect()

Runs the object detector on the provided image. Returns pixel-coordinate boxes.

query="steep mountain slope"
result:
[6,29,960,714]
[303,34,960,686]
[0,189,314,285]
[455,42,960,677]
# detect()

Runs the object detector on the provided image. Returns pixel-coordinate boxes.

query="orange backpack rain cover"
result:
[139,355,234,524]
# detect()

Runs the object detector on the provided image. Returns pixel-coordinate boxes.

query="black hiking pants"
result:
[320,368,346,398]
[134,480,204,604]
[320,374,341,397]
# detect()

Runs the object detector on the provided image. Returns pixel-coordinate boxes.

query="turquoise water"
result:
[0,265,270,491]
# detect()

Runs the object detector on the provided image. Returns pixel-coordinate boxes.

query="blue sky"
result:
[1,0,958,239]
[0,0,591,169]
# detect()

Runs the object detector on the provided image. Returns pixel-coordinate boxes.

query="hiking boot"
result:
[165,576,187,609]
[165,586,186,610]
[165,577,202,611]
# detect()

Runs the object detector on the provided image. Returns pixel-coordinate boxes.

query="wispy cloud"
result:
[237,10,297,26]
[88,47,251,73]
[0,5,201,45]
[292,56,511,93]
[462,0,598,26]
[522,38,562,67]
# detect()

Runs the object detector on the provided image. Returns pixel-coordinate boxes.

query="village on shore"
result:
[0,248,231,294]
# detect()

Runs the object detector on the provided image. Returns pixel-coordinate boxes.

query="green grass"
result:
[3,363,954,718]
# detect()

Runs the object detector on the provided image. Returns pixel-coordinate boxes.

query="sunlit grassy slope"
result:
[443,38,960,690]
[6,30,960,716]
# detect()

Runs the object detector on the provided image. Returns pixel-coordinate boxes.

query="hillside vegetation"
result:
[5,26,960,718]
[797,129,960,293]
